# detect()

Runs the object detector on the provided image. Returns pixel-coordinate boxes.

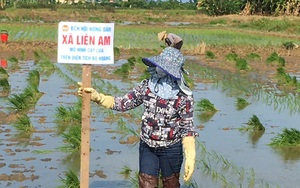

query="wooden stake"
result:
[80,64,92,188]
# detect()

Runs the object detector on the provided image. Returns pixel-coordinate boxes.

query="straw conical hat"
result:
[157,31,167,41]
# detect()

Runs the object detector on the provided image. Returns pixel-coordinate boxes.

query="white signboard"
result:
[57,22,114,64]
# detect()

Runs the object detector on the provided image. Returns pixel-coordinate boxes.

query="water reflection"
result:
[249,130,265,146]
[272,147,300,161]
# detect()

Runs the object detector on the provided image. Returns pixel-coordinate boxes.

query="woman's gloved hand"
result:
[77,82,115,109]
[182,136,196,182]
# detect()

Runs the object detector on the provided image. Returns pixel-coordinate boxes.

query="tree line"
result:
[0,0,299,16]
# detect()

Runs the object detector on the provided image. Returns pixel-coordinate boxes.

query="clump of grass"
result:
[266,52,285,67]
[205,51,216,59]
[58,169,79,188]
[120,165,133,179]
[246,52,261,60]
[276,67,298,88]
[209,19,227,25]
[8,93,30,111]
[55,99,82,134]
[114,46,120,60]
[269,128,300,147]
[247,115,265,131]
[0,79,10,93]
[8,56,20,70]
[139,68,151,81]
[0,67,9,79]
[61,125,81,151]
[13,114,35,132]
[113,56,136,78]
[119,167,138,188]
[183,73,195,89]
[235,58,249,71]
[196,98,218,113]
[33,50,42,63]
[27,70,40,86]
[225,52,238,62]
[236,97,250,110]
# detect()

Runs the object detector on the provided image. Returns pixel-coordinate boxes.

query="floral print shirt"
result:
[112,79,198,148]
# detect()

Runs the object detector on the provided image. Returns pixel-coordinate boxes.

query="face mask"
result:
[156,67,167,78]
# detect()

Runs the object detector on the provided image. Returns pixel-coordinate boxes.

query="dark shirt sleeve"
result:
[178,94,199,137]
[112,79,147,112]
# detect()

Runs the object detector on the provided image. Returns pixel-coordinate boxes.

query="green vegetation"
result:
[239,115,265,133]
[113,56,136,79]
[235,58,249,71]
[266,52,285,67]
[236,97,250,110]
[225,53,250,71]
[58,169,80,188]
[247,115,265,131]
[196,98,218,113]
[226,52,238,62]
[205,50,216,59]
[55,99,82,134]
[13,114,34,132]
[269,128,300,147]
[276,67,299,89]
[61,125,81,151]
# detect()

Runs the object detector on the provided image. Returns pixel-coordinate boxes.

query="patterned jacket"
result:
[112,79,198,148]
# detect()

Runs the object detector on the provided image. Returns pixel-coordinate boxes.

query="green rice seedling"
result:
[8,56,20,70]
[8,93,30,111]
[20,50,26,61]
[276,67,298,87]
[269,128,300,147]
[183,73,195,89]
[266,52,285,67]
[13,114,35,132]
[27,70,40,86]
[138,68,151,81]
[235,58,249,71]
[209,19,227,25]
[196,98,218,113]
[58,169,79,188]
[61,125,81,151]
[205,51,216,59]
[33,50,41,63]
[236,97,250,110]
[119,165,133,179]
[225,52,238,62]
[55,99,82,134]
[36,59,56,76]
[23,85,42,105]
[247,115,265,131]
[0,67,9,79]
[0,79,10,95]
[114,46,120,60]
[32,150,53,154]
[88,16,104,23]
[245,52,261,61]
[113,57,136,79]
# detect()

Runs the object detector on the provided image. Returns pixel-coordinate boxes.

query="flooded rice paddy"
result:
[0,57,300,188]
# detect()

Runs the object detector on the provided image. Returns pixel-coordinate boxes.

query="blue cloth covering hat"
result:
[142,47,185,80]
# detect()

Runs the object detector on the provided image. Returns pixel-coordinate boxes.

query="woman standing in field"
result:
[158,31,183,50]
[78,47,198,188]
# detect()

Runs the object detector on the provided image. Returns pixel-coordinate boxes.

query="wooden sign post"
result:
[80,64,92,187]
[57,22,115,188]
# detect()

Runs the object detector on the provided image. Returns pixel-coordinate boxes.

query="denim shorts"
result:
[139,140,183,177]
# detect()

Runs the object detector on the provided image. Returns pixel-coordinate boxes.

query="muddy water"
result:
[0,60,300,188]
